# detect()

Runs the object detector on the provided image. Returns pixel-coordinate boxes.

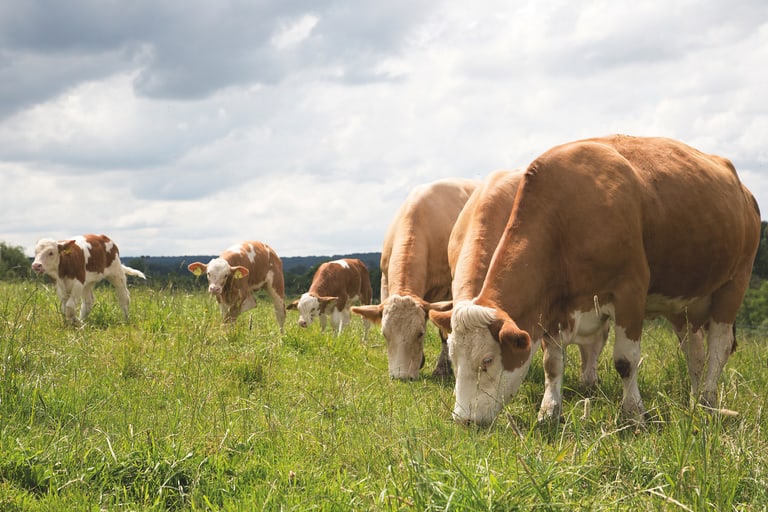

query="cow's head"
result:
[187,258,249,296]
[352,294,452,380]
[31,238,73,277]
[432,300,539,426]
[289,293,336,328]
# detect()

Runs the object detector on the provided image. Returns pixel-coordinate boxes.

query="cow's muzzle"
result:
[31,262,44,274]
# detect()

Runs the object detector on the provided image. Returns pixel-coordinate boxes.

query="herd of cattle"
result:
[31,135,761,427]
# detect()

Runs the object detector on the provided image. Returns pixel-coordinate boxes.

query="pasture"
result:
[1,281,767,510]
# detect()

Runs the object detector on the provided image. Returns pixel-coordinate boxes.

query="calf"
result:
[32,234,146,325]
[288,258,373,337]
[188,240,286,329]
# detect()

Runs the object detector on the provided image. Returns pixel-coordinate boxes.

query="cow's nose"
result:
[208,285,221,294]
[31,262,43,273]
[299,320,307,328]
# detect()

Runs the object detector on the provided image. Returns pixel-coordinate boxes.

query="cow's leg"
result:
[330,309,342,336]
[538,336,565,421]
[676,323,706,400]
[360,316,371,342]
[612,323,647,423]
[576,323,609,388]
[109,274,131,321]
[263,285,286,331]
[80,284,97,322]
[56,283,77,325]
[319,313,327,331]
[63,282,83,325]
[431,329,452,378]
[338,307,351,335]
[701,322,734,408]
[220,302,235,322]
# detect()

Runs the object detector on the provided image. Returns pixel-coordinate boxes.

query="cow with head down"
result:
[352,178,479,380]
[436,135,760,427]
[187,240,286,329]
[31,234,146,325]
[288,258,373,338]
[431,169,609,421]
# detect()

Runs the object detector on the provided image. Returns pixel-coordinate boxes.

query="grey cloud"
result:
[1,0,433,112]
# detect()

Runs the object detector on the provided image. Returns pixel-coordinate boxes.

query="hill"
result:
[122,252,382,299]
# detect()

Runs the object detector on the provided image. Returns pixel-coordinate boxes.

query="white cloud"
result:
[271,14,319,50]
[1,0,766,258]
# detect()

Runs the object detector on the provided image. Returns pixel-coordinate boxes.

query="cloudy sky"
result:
[1,0,766,258]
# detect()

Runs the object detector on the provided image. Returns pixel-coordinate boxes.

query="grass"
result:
[1,281,767,510]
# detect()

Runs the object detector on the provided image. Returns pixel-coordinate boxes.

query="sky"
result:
[1,0,767,258]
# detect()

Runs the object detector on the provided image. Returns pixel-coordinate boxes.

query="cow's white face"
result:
[205,258,234,296]
[448,301,539,426]
[296,293,320,327]
[31,239,60,276]
[381,294,427,380]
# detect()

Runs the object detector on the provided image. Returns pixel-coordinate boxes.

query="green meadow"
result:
[1,282,767,510]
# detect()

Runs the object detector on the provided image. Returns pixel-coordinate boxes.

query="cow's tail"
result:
[122,265,147,280]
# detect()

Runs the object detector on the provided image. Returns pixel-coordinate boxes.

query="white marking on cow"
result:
[331,259,350,269]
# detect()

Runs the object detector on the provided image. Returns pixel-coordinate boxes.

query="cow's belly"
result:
[645,293,709,318]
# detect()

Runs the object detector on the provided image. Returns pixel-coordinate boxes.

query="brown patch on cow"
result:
[493,320,532,371]
[614,358,631,379]
[58,240,86,283]
[82,234,119,274]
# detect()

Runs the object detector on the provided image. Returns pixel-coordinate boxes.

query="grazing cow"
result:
[352,178,479,379]
[431,170,609,414]
[187,241,286,329]
[31,234,146,325]
[440,135,760,426]
[288,258,373,337]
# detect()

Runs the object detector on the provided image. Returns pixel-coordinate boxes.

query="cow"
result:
[287,258,373,337]
[351,178,480,380]
[187,241,286,329]
[31,234,146,325]
[431,169,609,414]
[437,135,761,426]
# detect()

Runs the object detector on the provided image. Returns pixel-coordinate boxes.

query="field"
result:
[1,282,767,511]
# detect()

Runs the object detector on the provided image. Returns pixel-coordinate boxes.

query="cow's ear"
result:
[495,320,532,371]
[428,300,452,312]
[232,265,250,279]
[187,262,206,276]
[317,296,337,311]
[428,309,453,334]
[59,240,76,255]
[351,304,383,324]
[287,300,299,310]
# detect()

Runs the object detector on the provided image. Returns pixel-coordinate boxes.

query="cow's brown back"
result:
[381,178,479,302]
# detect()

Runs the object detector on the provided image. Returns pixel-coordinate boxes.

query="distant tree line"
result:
[3,222,768,328]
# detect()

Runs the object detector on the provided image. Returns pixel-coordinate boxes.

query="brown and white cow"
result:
[187,241,286,329]
[440,135,760,426]
[351,178,479,379]
[31,234,146,325]
[287,258,373,337]
[431,169,609,415]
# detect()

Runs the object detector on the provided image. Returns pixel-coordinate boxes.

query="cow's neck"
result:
[479,223,560,341]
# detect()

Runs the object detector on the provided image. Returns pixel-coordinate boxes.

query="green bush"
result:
[0,243,30,280]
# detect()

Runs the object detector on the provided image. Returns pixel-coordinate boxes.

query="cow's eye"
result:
[481,356,494,371]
